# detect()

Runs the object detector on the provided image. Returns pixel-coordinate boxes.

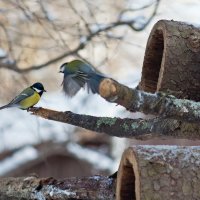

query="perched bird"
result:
[59,60,106,97]
[0,82,46,110]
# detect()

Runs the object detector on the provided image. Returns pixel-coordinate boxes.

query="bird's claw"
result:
[27,106,41,112]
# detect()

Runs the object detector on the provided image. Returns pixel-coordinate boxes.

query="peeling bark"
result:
[99,78,200,123]
[139,20,200,101]
[116,145,200,200]
[0,175,116,200]
[29,107,200,140]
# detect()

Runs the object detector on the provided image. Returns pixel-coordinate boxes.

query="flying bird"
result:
[59,60,106,97]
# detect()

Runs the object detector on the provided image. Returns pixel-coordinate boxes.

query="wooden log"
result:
[2,146,200,199]
[0,175,116,200]
[116,145,200,200]
[139,20,200,101]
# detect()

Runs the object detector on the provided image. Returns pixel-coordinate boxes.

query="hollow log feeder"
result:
[139,20,200,101]
[116,145,200,200]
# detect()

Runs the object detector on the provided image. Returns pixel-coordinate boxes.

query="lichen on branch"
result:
[29,107,200,140]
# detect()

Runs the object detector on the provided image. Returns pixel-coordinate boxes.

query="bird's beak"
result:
[59,70,63,73]
[44,89,47,92]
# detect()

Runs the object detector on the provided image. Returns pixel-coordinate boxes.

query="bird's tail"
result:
[0,104,10,110]
[88,73,106,94]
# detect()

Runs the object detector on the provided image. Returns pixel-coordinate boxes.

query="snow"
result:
[80,36,87,44]
[32,191,46,200]
[0,105,71,151]
[90,175,101,181]
[0,49,6,58]
[48,185,76,197]
[0,146,38,175]
[90,24,109,33]
[66,143,117,172]
[136,145,200,164]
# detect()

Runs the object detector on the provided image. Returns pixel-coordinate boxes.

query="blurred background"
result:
[0,0,200,178]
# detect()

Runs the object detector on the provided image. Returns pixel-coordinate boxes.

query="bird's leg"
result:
[32,106,42,111]
[27,106,41,112]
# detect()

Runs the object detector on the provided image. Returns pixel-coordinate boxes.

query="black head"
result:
[59,62,68,73]
[31,82,46,95]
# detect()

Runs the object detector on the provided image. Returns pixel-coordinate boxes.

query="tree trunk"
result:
[116,145,200,200]
[139,20,200,101]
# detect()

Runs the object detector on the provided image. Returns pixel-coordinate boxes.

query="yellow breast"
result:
[19,92,40,109]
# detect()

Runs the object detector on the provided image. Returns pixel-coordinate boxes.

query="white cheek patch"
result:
[60,66,65,72]
[32,87,42,93]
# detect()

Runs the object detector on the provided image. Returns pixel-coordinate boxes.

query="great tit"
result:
[0,82,46,110]
[59,60,106,97]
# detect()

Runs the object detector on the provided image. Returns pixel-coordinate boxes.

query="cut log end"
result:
[139,20,200,101]
[99,78,118,101]
[116,148,139,200]
[139,27,164,93]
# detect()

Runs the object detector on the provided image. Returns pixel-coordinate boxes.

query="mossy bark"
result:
[29,107,200,140]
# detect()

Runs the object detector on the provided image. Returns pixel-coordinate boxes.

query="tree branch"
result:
[0,0,160,73]
[99,78,200,123]
[29,107,200,140]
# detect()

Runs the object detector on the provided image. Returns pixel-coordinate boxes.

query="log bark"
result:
[0,175,116,200]
[2,146,200,200]
[29,107,200,140]
[139,20,200,101]
[116,145,200,200]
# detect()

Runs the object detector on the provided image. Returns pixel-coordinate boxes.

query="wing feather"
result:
[63,76,83,97]
[9,88,34,106]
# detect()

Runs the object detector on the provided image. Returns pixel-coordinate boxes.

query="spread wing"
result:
[62,62,106,96]
[9,87,34,106]
[77,63,106,94]
[62,68,88,97]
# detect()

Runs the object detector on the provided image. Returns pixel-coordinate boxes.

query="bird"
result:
[59,60,106,97]
[0,82,46,110]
